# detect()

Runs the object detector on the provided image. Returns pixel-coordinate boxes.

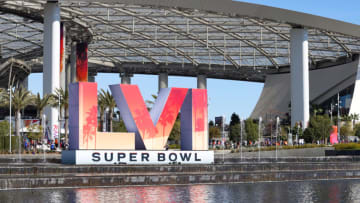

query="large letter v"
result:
[110,84,188,150]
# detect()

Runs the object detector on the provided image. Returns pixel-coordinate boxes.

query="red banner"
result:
[60,23,64,73]
[76,42,88,82]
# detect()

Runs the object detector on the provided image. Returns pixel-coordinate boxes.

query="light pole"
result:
[18,111,22,162]
[337,93,341,143]
[275,117,280,161]
[58,93,61,146]
[240,118,243,161]
[222,115,225,163]
[258,116,262,162]
[8,87,11,153]
[42,114,47,162]
[330,103,334,124]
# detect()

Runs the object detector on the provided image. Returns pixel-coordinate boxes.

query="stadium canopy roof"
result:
[0,0,360,82]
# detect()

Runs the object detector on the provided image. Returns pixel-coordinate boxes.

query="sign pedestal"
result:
[62,150,214,165]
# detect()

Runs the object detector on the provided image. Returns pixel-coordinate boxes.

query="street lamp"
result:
[240,118,243,161]
[330,103,334,124]
[337,93,341,143]
[58,93,61,142]
[7,87,11,153]
[222,115,225,163]
[258,116,262,161]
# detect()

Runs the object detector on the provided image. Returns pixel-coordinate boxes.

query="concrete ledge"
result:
[0,159,360,189]
[0,157,60,164]
[1,169,360,189]
[1,162,360,175]
[1,155,360,189]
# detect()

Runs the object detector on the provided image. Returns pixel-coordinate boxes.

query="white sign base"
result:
[62,150,214,165]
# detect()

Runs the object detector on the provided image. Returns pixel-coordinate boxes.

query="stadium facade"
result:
[0,0,360,137]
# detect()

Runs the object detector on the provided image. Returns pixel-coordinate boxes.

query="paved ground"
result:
[0,153,60,159]
[0,147,334,160]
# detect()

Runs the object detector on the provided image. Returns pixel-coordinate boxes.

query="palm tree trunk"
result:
[109,109,113,132]
[100,111,104,132]
[15,110,20,137]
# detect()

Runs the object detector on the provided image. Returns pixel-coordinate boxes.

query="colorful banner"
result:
[69,82,135,150]
[76,42,88,82]
[69,83,208,151]
[60,23,64,73]
[110,85,188,150]
[181,89,208,150]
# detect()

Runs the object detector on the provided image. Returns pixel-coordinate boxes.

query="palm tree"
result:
[350,113,359,129]
[2,87,33,152]
[311,104,323,116]
[99,89,116,132]
[145,94,157,110]
[52,88,69,146]
[34,93,53,120]
[98,91,106,132]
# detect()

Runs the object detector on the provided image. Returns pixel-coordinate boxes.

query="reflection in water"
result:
[2,179,360,202]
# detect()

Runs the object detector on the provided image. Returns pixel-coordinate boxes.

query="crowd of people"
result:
[23,138,67,152]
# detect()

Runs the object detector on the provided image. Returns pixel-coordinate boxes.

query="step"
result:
[1,169,360,189]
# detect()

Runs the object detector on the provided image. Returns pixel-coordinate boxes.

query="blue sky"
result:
[28,0,360,122]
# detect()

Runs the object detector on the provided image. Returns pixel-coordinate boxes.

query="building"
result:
[0,0,360,139]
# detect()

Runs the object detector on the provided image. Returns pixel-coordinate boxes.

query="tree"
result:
[52,88,69,145]
[311,104,323,116]
[350,113,359,128]
[244,118,258,143]
[0,121,10,137]
[113,120,127,132]
[354,123,360,138]
[34,93,53,120]
[98,89,116,132]
[340,121,353,139]
[279,126,288,141]
[303,128,315,143]
[145,94,157,110]
[229,124,241,142]
[168,118,180,144]
[2,87,33,152]
[307,115,332,144]
[98,92,106,132]
[0,121,15,152]
[341,115,352,122]
[209,126,221,139]
[209,120,214,127]
[229,113,241,142]
[229,113,240,126]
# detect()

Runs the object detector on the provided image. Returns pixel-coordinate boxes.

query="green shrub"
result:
[168,144,180,149]
[0,136,18,152]
[236,144,328,153]
[333,143,360,150]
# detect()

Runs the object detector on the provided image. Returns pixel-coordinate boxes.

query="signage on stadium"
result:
[62,82,212,165]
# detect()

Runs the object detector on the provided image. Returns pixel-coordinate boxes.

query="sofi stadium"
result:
[0,0,360,136]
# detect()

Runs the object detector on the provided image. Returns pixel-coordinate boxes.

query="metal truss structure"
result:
[0,0,360,82]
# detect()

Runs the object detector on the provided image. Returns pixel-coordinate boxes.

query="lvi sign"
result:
[62,82,213,165]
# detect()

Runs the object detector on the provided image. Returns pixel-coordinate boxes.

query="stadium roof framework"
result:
[0,0,360,82]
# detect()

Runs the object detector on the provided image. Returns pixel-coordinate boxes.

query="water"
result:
[1,179,360,202]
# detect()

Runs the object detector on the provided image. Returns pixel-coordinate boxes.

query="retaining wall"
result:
[1,157,360,189]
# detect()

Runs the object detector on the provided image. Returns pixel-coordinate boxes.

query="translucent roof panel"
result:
[0,0,360,82]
